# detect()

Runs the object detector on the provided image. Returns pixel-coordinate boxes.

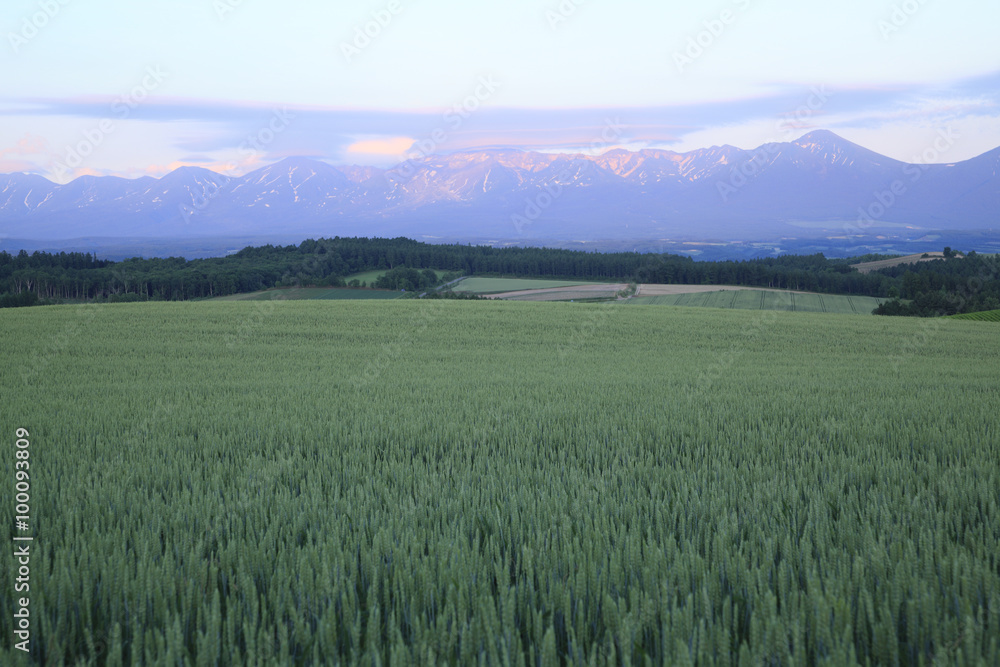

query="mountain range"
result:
[1,131,997,243]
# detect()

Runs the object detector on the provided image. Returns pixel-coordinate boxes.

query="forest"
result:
[1,237,997,315]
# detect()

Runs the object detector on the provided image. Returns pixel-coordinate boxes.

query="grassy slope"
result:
[344,269,389,285]
[212,287,402,301]
[345,268,450,286]
[2,301,998,664]
[629,289,883,314]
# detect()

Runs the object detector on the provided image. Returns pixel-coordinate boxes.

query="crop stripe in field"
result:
[950,309,1000,321]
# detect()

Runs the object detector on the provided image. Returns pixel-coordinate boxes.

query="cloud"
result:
[0,133,49,159]
[175,155,217,164]
[2,70,999,179]
[346,137,415,156]
[72,167,108,178]
[0,159,43,174]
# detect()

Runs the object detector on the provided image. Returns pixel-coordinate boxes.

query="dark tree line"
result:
[872,251,1000,316]
[635,253,883,295]
[2,238,997,316]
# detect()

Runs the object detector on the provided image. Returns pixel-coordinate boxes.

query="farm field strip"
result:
[486,283,627,300]
[451,277,594,293]
[637,283,820,297]
[949,309,1000,321]
[503,290,622,302]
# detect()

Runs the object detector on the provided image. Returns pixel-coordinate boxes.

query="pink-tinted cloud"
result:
[0,159,41,173]
[0,133,49,159]
[347,137,415,156]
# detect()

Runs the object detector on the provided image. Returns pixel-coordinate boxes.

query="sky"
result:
[1,0,998,183]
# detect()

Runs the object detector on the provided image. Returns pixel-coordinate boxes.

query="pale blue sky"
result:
[2,0,998,181]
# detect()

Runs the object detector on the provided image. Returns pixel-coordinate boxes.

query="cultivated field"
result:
[2,302,998,664]
[487,283,627,301]
[212,287,402,301]
[637,284,817,297]
[630,289,884,314]
[452,277,592,293]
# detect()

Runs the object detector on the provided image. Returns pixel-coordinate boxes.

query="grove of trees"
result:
[2,238,997,316]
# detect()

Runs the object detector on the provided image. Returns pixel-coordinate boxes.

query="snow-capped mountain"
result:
[1,131,997,241]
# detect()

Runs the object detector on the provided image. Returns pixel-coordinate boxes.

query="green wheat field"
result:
[2,300,998,665]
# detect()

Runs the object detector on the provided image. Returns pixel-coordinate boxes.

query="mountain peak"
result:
[793,130,850,149]
[158,165,228,187]
[2,132,998,243]
[270,156,328,167]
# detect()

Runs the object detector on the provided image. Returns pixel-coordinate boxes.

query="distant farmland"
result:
[453,277,592,293]
[485,283,628,301]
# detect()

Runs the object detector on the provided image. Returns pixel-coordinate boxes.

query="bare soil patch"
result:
[487,283,628,300]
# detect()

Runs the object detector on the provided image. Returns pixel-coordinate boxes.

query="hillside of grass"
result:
[628,289,883,314]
